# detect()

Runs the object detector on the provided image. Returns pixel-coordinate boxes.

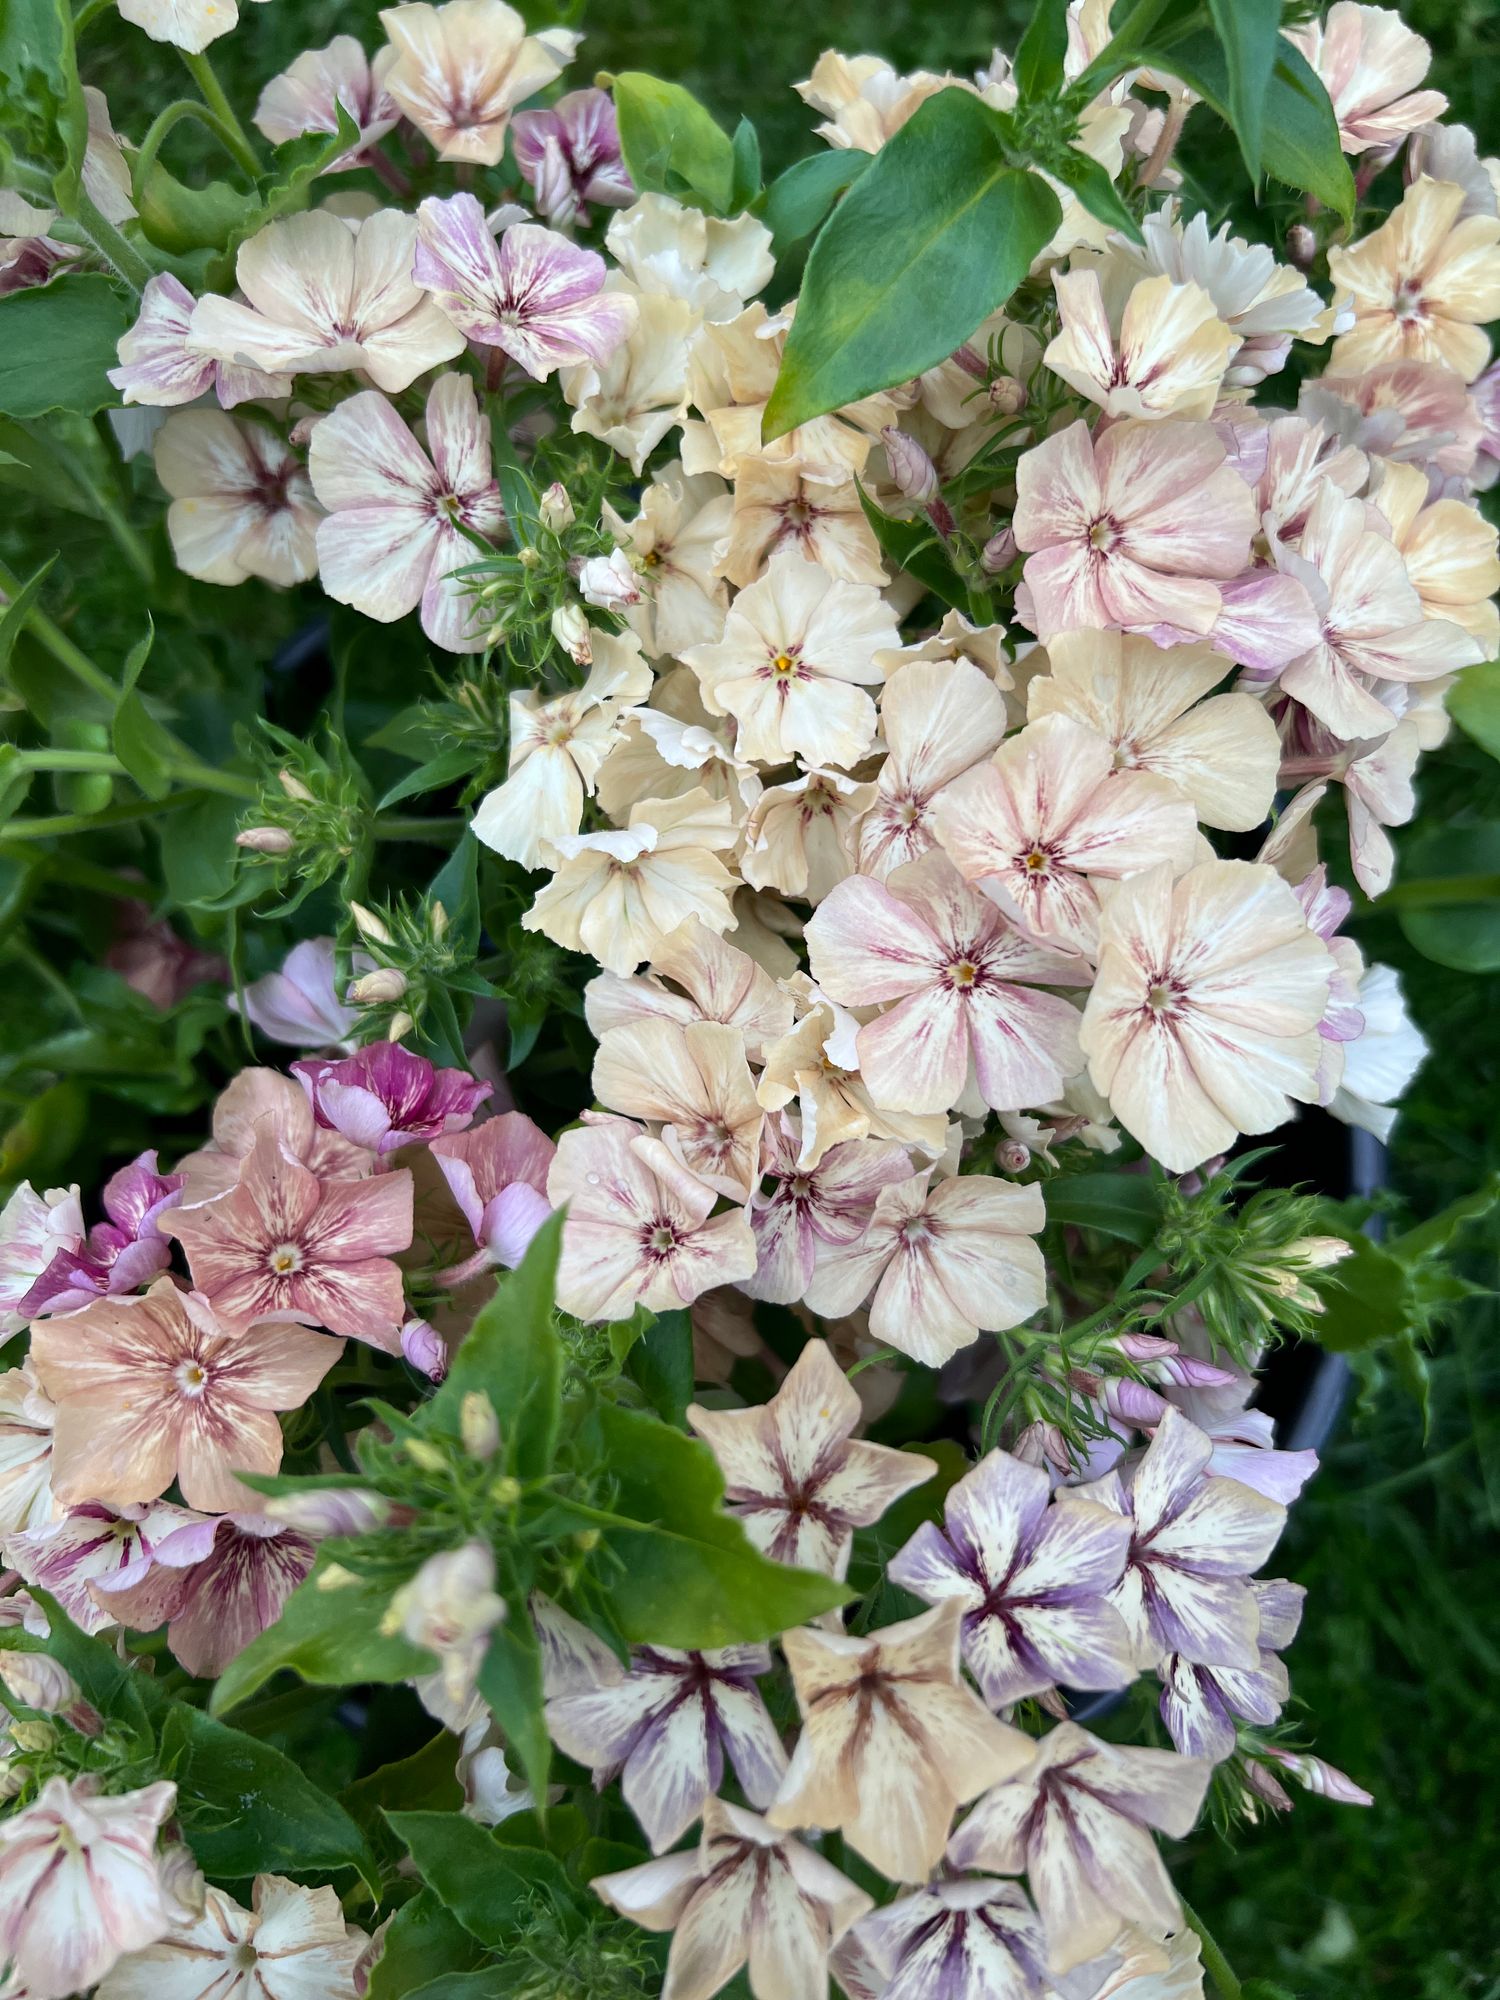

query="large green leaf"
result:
[1206,0,1284,185]
[0,0,86,204]
[1446,659,1500,761]
[387,1813,578,1950]
[612,72,735,215]
[1394,824,1500,972]
[210,1550,436,1713]
[763,89,1061,440]
[476,1618,551,1810]
[757,148,869,257]
[1014,0,1071,101]
[1044,1172,1163,1246]
[365,1891,485,2000]
[429,1214,564,1483]
[0,272,131,418]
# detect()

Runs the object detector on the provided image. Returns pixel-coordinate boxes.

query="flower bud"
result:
[0,1652,78,1714]
[349,902,394,946]
[489,1474,523,1508]
[1262,1748,1374,1805]
[460,1391,501,1461]
[7,1719,54,1754]
[1242,1758,1294,1813]
[988,375,1027,417]
[552,602,593,664]
[348,967,408,1006]
[404,1436,448,1474]
[1286,221,1317,268]
[314,1562,360,1591]
[981,528,1017,572]
[996,1139,1030,1175]
[1110,1333,1178,1361]
[265,1487,407,1538]
[576,547,642,611]
[1098,1375,1169,1425]
[880,426,939,507]
[517,545,543,569]
[0,1759,24,1800]
[158,1842,207,1922]
[278,768,316,803]
[430,900,449,942]
[236,826,294,855]
[538,482,575,532]
[401,1317,448,1382]
[387,1010,415,1043]
[1013,1420,1073,1474]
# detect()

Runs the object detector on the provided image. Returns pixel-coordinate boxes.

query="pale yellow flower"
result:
[1373,458,1500,651]
[380,0,576,165]
[1328,177,1500,382]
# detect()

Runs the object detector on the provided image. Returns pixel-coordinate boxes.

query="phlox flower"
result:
[0,1181,84,1334]
[740,767,874,904]
[254,36,399,165]
[292,1042,491,1155]
[1329,961,1429,1142]
[0,1362,55,1541]
[232,938,365,1048]
[755,994,949,1170]
[0,193,73,297]
[681,548,900,769]
[547,1641,786,1852]
[805,1170,1046,1369]
[718,457,885,588]
[1248,412,1369,544]
[687,1336,933,1575]
[153,413,320,588]
[741,1119,913,1306]
[428,1111,556,1278]
[30,1278,341,1514]
[594,689,760,824]
[1027,631,1281,833]
[414,195,635,380]
[1374,458,1500,650]
[189,209,465,391]
[90,1513,315,1679]
[583,917,792,1064]
[604,467,732,658]
[1303,357,1483,483]
[105,901,226,1012]
[523,789,739,976]
[1014,417,1257,641]
[795,50,952,153]
[117,0,267,53]
[1078,860,1333,1174]
[21,1151,182,1319]
[0,1776,180,1999]
[1124,206,1325,386]
[1328,177,1500,382]
[771,1600,1033,1882]
[97,1875,367,2000]
[592,1018,762,1202]
[379,0,576,166]
[110,274,282,409]
[308,373,505,652]
[946,1723,1211,1975]
[806,849,1088,1116]
[10,1499,203,1635]
[471,631,652,868]
[562,283,697,474]
[857,656,1009,881]
[175,1066,373,1205]
[1286,2,1446,153]
[592,1797,872,2000]
[844,1879,1049,2000]
[166,1129,413,1348]
[1044,267,1236,421]
[1159,1575,1305,1763]
[889,1446,1136,1707]
[385,1541,506,1723]
[547,1114,756,1320]
[933,713,1199,958]
[606,194,774,323]
[512,88,634,228]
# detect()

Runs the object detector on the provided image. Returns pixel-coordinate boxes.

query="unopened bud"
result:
[518,544,543,569]
[1097,1375,1168,1425]
[1242,1758,1294,1812]
[881,426,939,506]
[1286,222,1317,269]
[158,1843,207,1922]
[8,1719,55,1754]
[0,1652,78,1714]
[573,1526,601,1552]
[981,528,1017,572]
[315,1562,359,1591]
[988,375,1027,417]
[265,1487,405,1538]
[401,1317,448,1382]
[996,1139,1030,1174]
[460,1391,501,1461]
[404,1436,448,1473]
[278,768,316,803]
[575,548,642,611]
[430,900,449,941]
[1110,1333,1178,1361]
[1013,1420,1072,1474]
[538,482,575,532]
[349,967,408,1006]
[349,902,394,946]
[0,1759,24,1800]
[552,602,593,664]
[236,826,294,855]
[1261,1748,1374,1805]
[387,1010,415,1042]
[489,1474,523,1507]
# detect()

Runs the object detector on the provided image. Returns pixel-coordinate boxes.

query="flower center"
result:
[231,1945,259,1974]
[174,1359,210,1398]
[770,650,800,679]
[1393,279,1426,323]
[946,957,980,989]
[267,1242,303,1276]
[1023,847,1051,874]
[1145,978,1183,1017]
[642,1219,680,1259]
[1088,515,1122,553]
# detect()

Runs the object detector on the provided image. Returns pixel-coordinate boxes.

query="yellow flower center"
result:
[267,1242,303,1275]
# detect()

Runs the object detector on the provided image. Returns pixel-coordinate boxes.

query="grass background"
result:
[79,1,1500,1992]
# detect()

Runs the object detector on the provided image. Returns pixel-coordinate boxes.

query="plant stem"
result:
[1372,873,1500,910]
[71,0,116,36]
[0,793,201,841]
[72,187,154,294]
[374,815,467,842]
[134,97,260,197]
[0,846,150,897]
[179,50,262,178]
[1179,1897,1243,2000]
[0,558,118,704]
[17,750,121,774]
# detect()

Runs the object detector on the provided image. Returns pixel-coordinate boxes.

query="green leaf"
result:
[342,1733,465,1839]
[0,552,57,679]
[764,91,1061,440]
[1206,0,1283,186]
[758,149,869,257]
[574,1402,849,1646]
[365,1891,485,2000]
[0,744,31,829]
[729,116,762,211]
[378,746,482,809]
[210,1549,436,1713]
[7,1592,153,1747]
[856,484,967,611]
[0,272,131,419]
[0,0,86,205]
[1048,144,1143,243]
[134,161,261,256]
[158,791,247,910]
[613,72,735,215]
[432,1215,565,1482]
[1015,0,1071,100]
[1395,823,1500,972]
[1044,1172,1164,1245]
[1446,659,1500,761]
[1309,1233,1414,1354]
[113,626,179,801]
[387,1813,578,1949]
[476,1618,551,1808]
[1389,1173,1500,1263]
[624,1307,694,1425]
[428,829,481,958]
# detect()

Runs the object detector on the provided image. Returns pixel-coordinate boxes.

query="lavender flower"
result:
[20,1153,182,1317]
[847,1878,1049,2000]
[512,89,634,228]
[230,938,366,1048]
[292,1042,491,1155]
[1159,1575,1305,1761]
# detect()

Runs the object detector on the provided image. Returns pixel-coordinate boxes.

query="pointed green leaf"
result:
[1446,658,1500,761]
[0,553,57,679]
[430,1214,565,1482]
[1015,0,1071,101]
[0,272,132,418]
[758,149,869,257]
[476,1616,550,1807]
[387,1813,577,1949]
[1206,0,1283,186]
[613,72,735,215]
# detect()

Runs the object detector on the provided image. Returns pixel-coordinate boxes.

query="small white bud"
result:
[880,426,939,506]
[0,1652,78,1714]
[551,602,593,665]
[236,826,294,855]
[387,1010,415,1042]
[348,967,408,1005]
[278,768,315,803]
[460,1391,501,1461]
[575,548,642,611]
[348,902,394,946]
[538,482,575,532]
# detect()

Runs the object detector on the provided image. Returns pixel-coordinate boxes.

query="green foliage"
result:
[612,71,737,214]
[0,0,86,204]
[1446,658,1500,761]
[0,273,132,418]
[1394,823,1500,972]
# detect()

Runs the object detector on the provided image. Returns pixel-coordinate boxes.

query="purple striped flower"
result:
[512,88,634,228]
[1158,1575,1305,1761]
[846,1879,1049,2000]
[21,1152,182,1317]
[9,1500,203,1634]
[292,1042,491,1155]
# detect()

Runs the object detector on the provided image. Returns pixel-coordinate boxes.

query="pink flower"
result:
[231,938,367,1048]
[30,1278,341,1513]
[109,274,281,409]
[253,36,399,167]
[9,1499,203,1634]
[742,1115,913,1303]
[933,714,1199,957]
[21,1151,182,1318]
[308,373,506,653]
[1014,418,1256,640]
[687,1338,935,1576]
[0,1181,84,1334]
[153,412,321,588]
[292,1042,491,1155]
[175,1067,373,1205]
[806,1171,1046,1369]
[89,1512,315,1678]
[415,196,635,380]
[167,1128,413,1349]
[97,1874,369,2000]
[806,849,1089,1116]
[512,88,634,227]
[428,1111,557,1278]
[105,901,226,1012]
[1286,2,1446,153]
[0,1776,179,1998]
[546,1114,756,1321]
[0,1362,56,1539]
[379,0,577,167]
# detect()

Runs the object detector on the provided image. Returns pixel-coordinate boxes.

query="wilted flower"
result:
[1159,1576,1304,1761]
[608,194,774,323]
[740,1118,913,1305]
[562,283,697,474]
[292,1042,491,1155]
[379,0,577,166]
[427,1111,556,1280]
[98,1874,369,2000]
[513,88,634,227]
[153,412,321,588]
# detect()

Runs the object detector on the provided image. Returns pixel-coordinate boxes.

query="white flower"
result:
[1328,962,1428,1142]
[98,1874,368,2000]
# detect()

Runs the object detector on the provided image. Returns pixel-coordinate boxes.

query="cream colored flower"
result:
[719,458,885,588]
[1328,177,1500,382]
[594,668,759,824]
[561,283,697,474]
[118,0,267,54]
[756,994,948,1169]
[592,1018,763,1201]
[794,51,954,152]
[741,768,875,904]
[606,194,773,323]
[380,0,576,164]
[859,655,1011,880]
[605,466,732,658]
[154,412,321,589]
[1286,2,1446,154]
[1045,267,1236,421]
[1123,205,1324,387]
[98,1876,367,2000]
[583,916,793,1064]
[1373,457,1500,651]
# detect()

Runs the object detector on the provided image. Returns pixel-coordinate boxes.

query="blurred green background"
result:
[63,1,1500,1992]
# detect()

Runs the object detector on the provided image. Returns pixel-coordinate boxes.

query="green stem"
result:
[16,750,122,774]
[1179,1898,1243,2000]
[179,49,262,178]
[1371,872,1500,910]
[72,0,116,36]
[374,815,467,842]
[0,846,151,898]
[48,430,156,588]
[72,187,154,295]
[0,559,117,704]
[134,98,257,199]
[1,792,202,840]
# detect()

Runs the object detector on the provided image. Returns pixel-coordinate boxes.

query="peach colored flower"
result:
[97,1874,367,2000]
[933,713,1199,957]
[770,1600,1033,1882]
[583,917,793,1064]
[1328,177,1500,382]
[1027,631,1281,832]
[176,1067,372,1205]
[806,1171,1046,1369]
[1045,268,1235,421]
[189,210,465,392]
[379,0,576,166]
[153,412,320,588]
[1373,458,1500,651]
[1124,206,1324,387]
[1014,418,1256,641]
[794,51,953,154]
[1286,3,1446,154]
[858,656,1010,882]
[254,35,399,165]
[1078,860,1333,1174]
[167,1130,413,1349]
[718,458,884,588]
[30,1279,341,1513]
[592,1019,763,1201]
[755,994,949,1171]
[605,467,732,658]
[740,767,874,904]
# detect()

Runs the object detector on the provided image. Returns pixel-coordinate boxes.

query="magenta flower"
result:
[546,1642,787,1852]
[888,1446,1136,1708]
[89,1512,315,1678]
[9,1499,203,1635]
[512,88,634,227]
[429,1111,556,1281]
[742,1115,913,1304]
[414,195,635,381]
[166,1129,414,1349]
[308,372,506,653]
[21,1152,182,1318]
[292,1042,491,1156]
